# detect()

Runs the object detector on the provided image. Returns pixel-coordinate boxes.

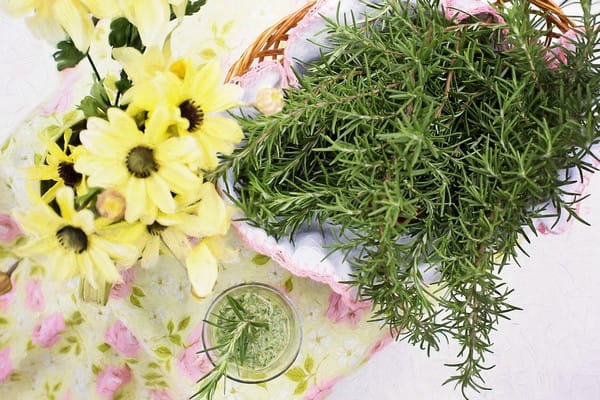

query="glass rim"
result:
[201,282,303,384]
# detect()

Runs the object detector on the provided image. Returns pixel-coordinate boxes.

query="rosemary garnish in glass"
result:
[193,295,269,399]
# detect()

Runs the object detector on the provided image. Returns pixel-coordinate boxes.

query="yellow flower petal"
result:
[80,0,121,19]
[155,135,201,165]
[203,235,237,263]
[113,46,167,84]
[15,236,60,258]
[107,108,142,138]
[201,83,243,113]
[75,155,128,188]
[188,60,221,100]
[147,175,176,214]
[52,0,94,51]
[194,183,231,236]
[122,0,170,47]
[56,186,77,221]
[94,236,137,267]
[141,235,160,269]
[79,252,98,288]
[145,106,171,144]
[161,228,191,261]
[72,209,96,233]
[125,178,147,223]
[53,251,77,280]
[201,115,244,147]
[185,240,218,298]
[89,246,122,283]
[27,165,60,181]
[41,182,61,203]
[157,164,202,195]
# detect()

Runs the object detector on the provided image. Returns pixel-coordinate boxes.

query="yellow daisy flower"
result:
[125,60,244,170]
[27,130,84,203]
[131,183,232,296]
[4,0,95,51]
[74,107,203,224]
[14,187,136,288]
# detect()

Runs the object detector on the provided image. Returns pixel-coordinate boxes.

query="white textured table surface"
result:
[2,8,600,400]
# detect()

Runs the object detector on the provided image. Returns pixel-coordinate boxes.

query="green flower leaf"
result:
[251,254,270,265]
[53,40,86,71]
[129,294,142,308]
[185,0,207,15]
[97,343,111,352]
[177,316,191,331]
[92,364,101,375]
[30,265,45,276]
[132,286,146,297]
[304,356,314,373]
[115,69,132,94]
[143,372,163,380]
[169,335,183,346]
[285,367,306,382]
[167,321,174,334]
[284,277,294,292]
[294,380,309,395]
[154,346,172,358]
[108,18,143,50]
[79,81,110,119]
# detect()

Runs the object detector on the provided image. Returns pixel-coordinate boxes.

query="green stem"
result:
[114,90,122,107]
[86,53,102,82]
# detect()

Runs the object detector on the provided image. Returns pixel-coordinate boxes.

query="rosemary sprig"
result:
[216,0,600,396]
[191,295,269,400]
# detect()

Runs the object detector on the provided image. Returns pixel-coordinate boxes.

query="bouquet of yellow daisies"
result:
[4,0,243,301]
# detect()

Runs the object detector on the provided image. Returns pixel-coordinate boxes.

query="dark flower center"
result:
[179,99,204,132]
[146,222,167,236]
[56,226,88,254]
[126,146,159,178]
[58,161,82,187]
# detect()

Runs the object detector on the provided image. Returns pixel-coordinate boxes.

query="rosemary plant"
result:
[215,0,600,396]
[192,295,269,400]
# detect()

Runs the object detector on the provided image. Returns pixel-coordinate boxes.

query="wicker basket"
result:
[226,0,574,81]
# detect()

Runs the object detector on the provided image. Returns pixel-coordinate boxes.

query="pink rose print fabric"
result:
[109,268,136,300]
[325,292,370,326]
[177,322,213,381]
[0,279,15,312]
[150,389,174,400]
[0,214,21,244]
[0,348,12,384]
[96,365,132,399]
[25,279,45,312]
[105,320,141,358]
[303,377,341,400]
[32,312,66,348]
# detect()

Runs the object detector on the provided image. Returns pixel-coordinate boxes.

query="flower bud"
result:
[96,189,126,220]
[255,86,284,116]
[0,272,12,296]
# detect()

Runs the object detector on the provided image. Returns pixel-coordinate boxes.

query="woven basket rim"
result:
[226,0,575,82]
